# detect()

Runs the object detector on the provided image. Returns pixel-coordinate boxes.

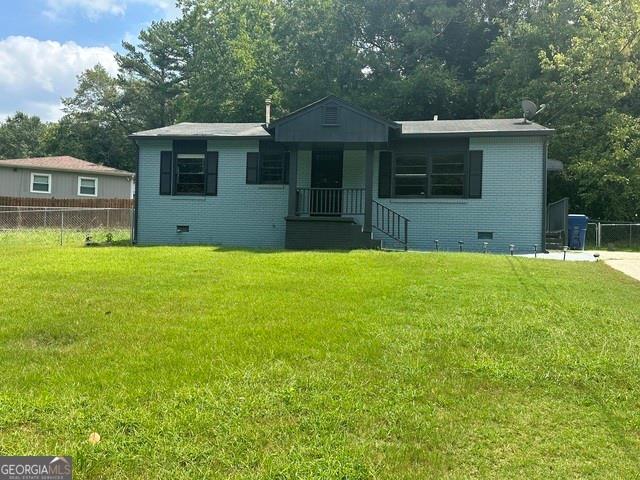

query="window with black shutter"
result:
[175,153,206,195]
[391,150,471,199]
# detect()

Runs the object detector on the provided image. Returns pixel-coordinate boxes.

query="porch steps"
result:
[285,216,381,250]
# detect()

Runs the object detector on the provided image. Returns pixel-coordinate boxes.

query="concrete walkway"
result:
[589,251,640,282]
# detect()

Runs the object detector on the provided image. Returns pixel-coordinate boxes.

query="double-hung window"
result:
[430,153,465,197]
[259,153,288,184]
[394,156,427,197]
[78,176,98,196]
[175,153,206,195]
[30,173,51,194]
[393,151,467,198]
[246,152,289,185]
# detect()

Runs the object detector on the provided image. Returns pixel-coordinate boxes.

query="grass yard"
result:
[0,246,639,479]
[0,228,131,246]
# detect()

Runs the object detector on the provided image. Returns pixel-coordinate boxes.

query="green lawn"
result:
[0,246,639,479]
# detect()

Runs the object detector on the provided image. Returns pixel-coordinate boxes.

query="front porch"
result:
[284,147,409,250]
[266,96,410,250]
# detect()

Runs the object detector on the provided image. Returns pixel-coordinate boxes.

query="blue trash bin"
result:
[568,214,589,250]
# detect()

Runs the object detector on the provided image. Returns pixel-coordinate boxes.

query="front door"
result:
[311,151,343,215]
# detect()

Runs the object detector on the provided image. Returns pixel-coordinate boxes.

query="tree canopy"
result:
[1,0,638,220]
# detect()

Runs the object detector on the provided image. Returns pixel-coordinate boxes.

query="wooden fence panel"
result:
[0,196,133,209]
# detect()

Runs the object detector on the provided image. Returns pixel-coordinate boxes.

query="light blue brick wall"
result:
[372,136,545,252]
[136,139,288,248]
[137,136,545,252]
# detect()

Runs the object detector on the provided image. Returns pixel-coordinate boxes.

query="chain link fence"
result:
[0,207,133,246]
[586,222,640,251]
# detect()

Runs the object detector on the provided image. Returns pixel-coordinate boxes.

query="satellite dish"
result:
[522,100,537,119]
[521,100,547,123]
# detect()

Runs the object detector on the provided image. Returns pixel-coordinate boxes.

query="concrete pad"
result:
[518,251,597,262]
[587,251,640,282]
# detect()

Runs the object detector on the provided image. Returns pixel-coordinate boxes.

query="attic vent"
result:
[322,106,339,126]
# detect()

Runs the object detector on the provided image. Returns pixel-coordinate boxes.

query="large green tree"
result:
[0,113,47,159]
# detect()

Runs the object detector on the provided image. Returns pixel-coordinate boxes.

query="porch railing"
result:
[373,200,409,250]
[296,188,365,216]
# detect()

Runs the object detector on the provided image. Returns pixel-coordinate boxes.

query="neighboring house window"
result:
[393,152,467,198]
[175,153,205,195]
[246,152,289,185]
[30,173,51,194]
[78,176,98,197]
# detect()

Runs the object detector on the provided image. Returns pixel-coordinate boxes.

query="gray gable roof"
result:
[130,122,271,139]
[268,95,400,130]
[398,119,552,136]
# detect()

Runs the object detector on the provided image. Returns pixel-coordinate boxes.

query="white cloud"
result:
[45,0,178,21]
[0,36,117,121]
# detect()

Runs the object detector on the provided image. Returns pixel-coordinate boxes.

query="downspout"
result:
[542,138,548,252]
[133,141,140,245]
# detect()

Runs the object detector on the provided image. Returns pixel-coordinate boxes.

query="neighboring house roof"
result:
[0,156,133,177]
[130,123,271,139]
[398,119,553,137]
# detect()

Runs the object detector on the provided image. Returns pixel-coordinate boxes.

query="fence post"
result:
[107,209,110,229]
[630,224,633,248]
[60,211,64,246]
[597,222,601,249]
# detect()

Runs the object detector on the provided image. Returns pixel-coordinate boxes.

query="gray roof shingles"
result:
[0,156,133,177]
[398,118,552,136]
[130,118,552,139]
[130,122,271,138]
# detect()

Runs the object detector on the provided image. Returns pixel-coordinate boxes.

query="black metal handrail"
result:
[296,188,365,216]
[372,200,410,250]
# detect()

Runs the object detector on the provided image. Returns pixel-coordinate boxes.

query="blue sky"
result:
[0,0,178,121]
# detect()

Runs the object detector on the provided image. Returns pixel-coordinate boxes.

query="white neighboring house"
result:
[0,156,134,200]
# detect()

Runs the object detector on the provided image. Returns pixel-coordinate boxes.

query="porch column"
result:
[363,144,374,233]
[288,147,298,216]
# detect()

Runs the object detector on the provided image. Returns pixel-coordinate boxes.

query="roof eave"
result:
[0,163,134,177]
[399,129,554,138]
[130,133,273,140]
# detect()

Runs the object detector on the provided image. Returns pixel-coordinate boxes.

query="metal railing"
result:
[546,197,569,247]
[372,200,409,250]
[0,207,133,246]
[295,188,365,216]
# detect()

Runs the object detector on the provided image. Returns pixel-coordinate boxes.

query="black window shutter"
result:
[283,152,290,185]
[205,151,218,196]
[468,150,483,198]
[246,152,259,184]
[378,151,392,198]
[160,151,172,195]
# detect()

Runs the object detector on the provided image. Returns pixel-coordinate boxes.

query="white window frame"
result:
[30,172,52,194]
[77,176,98,197]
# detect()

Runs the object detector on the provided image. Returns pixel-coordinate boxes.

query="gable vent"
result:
[323,106,339,126]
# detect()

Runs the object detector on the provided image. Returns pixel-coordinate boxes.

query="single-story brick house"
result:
[0,156,134,200]
[130,96,553,251]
